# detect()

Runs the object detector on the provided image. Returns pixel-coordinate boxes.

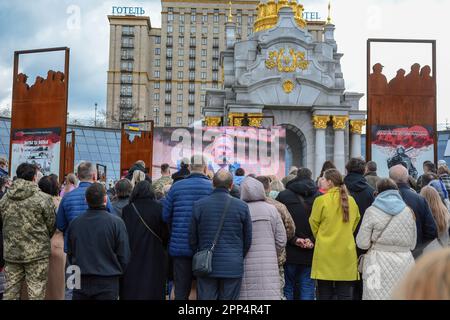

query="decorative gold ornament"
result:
[265,48,309,73]
[332,116,349,130]
[312,115,330,130]
[205,117,222,127]
[282,80,295,93]
[350,120,365,134]
[228,113,264,127]
[254,0,306,32]
[228,1,233,22]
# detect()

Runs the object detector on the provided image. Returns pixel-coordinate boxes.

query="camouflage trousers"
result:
[4,259,49,300]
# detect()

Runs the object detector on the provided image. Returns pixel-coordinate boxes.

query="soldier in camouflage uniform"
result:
[0,163,56,300]
[153,163,173,199]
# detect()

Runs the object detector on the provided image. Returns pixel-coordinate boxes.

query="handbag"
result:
[192,197,232,277]
[358,212,394,273]
[131,203,163,243]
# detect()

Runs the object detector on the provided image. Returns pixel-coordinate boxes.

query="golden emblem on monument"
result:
[265,48,309,73]
[282,80,295,93]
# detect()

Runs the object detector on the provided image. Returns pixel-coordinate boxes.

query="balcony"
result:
[120,79,133,84]
[188,109,195,116]
[119,103,133,110]
[120,67,133,72]
[167,41,173,47]
[212,66,219,71]
[166,53,173,58]
[213,42,219,48]
[165,99,172,105]
[166,75,172,81]
[212,55,219,60]
[165,110,172,115]
[122,30,135,37]
[165,87,172,93]
[189,53,196,59]
[190,42,196,48]
[121,42,134,49]
[120,92,132,97]
[166,65,172,70]
[188,87,195,93]
[189,65,196,71]
[121,55,134,61]
[188,100,195,105]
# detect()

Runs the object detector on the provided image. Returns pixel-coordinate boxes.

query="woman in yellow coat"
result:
[309,169,360,300]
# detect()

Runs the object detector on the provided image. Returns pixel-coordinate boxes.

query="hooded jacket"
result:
[344,172,375,235]
[239,177,287,300]
[0,179,56,263]
[356,190,416,300]
[125,163,151,183]
[276,177,321,265]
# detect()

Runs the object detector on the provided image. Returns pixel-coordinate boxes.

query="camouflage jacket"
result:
[0,179,56,263]
[153,176,173,195]
[266,197,296,266]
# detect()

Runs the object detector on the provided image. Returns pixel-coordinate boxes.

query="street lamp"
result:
[94,103,98,127]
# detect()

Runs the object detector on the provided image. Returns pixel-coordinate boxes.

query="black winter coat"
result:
[120,198,169,300]
[171,167,191,184]
[276,178,321,265]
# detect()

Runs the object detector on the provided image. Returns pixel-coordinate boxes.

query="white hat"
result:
[438,160,447,168]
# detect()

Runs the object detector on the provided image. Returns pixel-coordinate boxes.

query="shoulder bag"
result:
[192,197,232,277]
[131,203,163,243]
[358,212,394,273]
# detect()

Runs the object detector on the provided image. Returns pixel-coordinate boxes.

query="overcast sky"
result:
[0,0,449,125]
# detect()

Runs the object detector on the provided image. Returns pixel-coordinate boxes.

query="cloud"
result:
[0,0,448,124]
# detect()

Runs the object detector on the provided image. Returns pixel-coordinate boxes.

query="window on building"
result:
[177,82,183,90]
[201,83,206,90]
[155,116,160,125]
[213,38,219,47]
[201,72,207,80]
[190,37,196,46]
[168,13,173,22]
[179,37,184,45]
[178,48,184,56]
[154,70,160,78]
[213,27,219,34]
[248,28,253,36]
[155,36,161,44]
[166,70,172,79]
[189,59,195,69]
[191,9,196,22]
[248,15,254,24]
[202,37,207,46]
[213,49,219,57]
[154,106,160,113]
[121,61,133,71]
[189,83,195,91]
[202,26,208,34]
[154,93,160,100]
[212,60,218,69]
[167,59,172,68]
[154,59,160,67]
[212,71,218,81]
[165,82,172,91]
[201,60,207,68]
[165,116,171,126]
[155,48,161,55]
[189,48,195,57]
[178,60,184,67]
[201,94,206,102]
[121,48,133,59]
[122,26,134,35]
[201,49,207,56]
[176,117,182,125]
[165,92,171,101]
[189,71,195,80]
[177,105,183,113]
[121,74,133,84]
[190,25,196,34]
[168,7,174,12]
[121,37,134,48]
[213,9,219,23]
[179,25,185,33]
[179,14,185,23]
[189,105,195,114]
[202,15,208,23]
[188,116,194,125]
[167,36,173,46]
[165,105,171,113]
[178,71,183,79]
[121,97,132,106]
[167,48,173,57]
[189,93,195,102]
[154,82,160,89]
[177,94,183,101]
[167,25,173,33]
[212,83,218,89]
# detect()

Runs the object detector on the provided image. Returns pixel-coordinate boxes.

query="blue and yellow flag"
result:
[126,123,140,132]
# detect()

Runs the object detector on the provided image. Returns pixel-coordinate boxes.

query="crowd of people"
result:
[0,155,449,300]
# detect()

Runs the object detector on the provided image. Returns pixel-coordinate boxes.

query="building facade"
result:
[203,1,366,177]
[106,0,327,128]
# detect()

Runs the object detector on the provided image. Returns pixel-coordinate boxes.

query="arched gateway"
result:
[203,1,366,177]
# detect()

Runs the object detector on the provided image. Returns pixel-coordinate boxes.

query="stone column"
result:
[332,116,349,173]
[350,120,365,159]
[312,115,330,178]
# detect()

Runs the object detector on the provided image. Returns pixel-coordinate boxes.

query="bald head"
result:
[389,164,409,184]
[213,169,233,190]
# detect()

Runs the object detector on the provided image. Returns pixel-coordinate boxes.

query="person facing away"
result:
[57,161,114,252]
[0,157,8,178]
[276,168,322,300]
[120,180,169,300]
[163,155,213,300]
[416,161,436,192]
[239,177,287,300]
[153,163,173,199]
[392,248,450,300]
[437,165,450,199]
[111,179,133,218]
[364,161,382,190]
[233,168,246,187]
[389,164,438,258]
[60,173,78,198]
[256,175,295,300]
[420,186,450,250]
[125,160,151,183]
[309,168,361,300]
[66,183,130,300]
[38,176,66,301]
[316,161,336,194]
[356,178,417,300]
[189,170,252,300]
[0,163,56,300]
[171,158,191,184]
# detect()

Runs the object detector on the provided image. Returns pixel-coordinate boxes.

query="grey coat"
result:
[239,177,287,300]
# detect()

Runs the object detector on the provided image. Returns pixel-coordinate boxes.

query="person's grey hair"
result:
[190,154,207,172]
[366,161,377,172]
[213,169,233,189]
[77,161,97,181]
[389,164,409,184]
